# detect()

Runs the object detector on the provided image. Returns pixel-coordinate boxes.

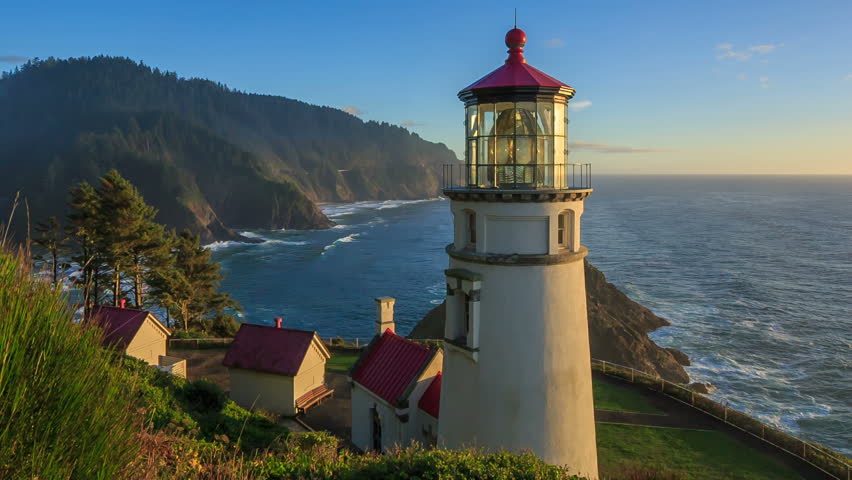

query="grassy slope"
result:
[597,424,799,480]
[593,380,662,415]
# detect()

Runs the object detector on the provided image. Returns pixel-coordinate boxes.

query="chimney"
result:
[275,317,283,329]
[119,299,126,309]
[374,297,395,335]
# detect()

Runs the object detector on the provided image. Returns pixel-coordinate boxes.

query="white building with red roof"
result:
[350,297,443,452]
[223,319,332,416]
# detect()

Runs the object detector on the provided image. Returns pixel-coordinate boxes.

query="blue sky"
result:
[2,0,851,174]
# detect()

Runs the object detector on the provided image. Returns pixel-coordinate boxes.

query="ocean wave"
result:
[321,233,362,254]
[204,240,255,251]
[321,198,442,218]
[205,238,307,251]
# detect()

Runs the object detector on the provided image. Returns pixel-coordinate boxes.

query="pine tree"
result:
[148,230,240,335]
[67,182,101,313]
[93,170,158,306]
[33,216,67,286]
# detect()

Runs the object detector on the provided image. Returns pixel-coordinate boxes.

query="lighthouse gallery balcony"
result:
[443,162,591,191]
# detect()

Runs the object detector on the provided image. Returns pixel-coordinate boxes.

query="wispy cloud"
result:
[759,76,770,88]
[342,105,364,116]
[401,120,424,127]
[736,73,749,80]
[845,74,852,80]
[544,38,565,48]
[569,100,592,112]
[0,55,28,63]
[715,42,782,62]
[749,44,781,54]
[569,141,677,154]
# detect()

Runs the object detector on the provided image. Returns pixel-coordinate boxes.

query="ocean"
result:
[209,175,851,455]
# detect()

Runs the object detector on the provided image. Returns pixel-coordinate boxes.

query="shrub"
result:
[182,378,228,413]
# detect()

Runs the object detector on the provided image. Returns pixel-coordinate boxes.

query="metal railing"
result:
[592,359,851,480]
[442,163,591,191]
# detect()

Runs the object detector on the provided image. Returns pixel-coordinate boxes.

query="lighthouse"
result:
[437,26,598,477]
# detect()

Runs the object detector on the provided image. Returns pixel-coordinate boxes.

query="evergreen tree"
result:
[32,216,67,286]
[93,170,158,306]
[67,182,101,313]
[148,230,240,335]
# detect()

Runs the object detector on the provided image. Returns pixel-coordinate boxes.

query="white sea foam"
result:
[204,240,254,251]
[321,198,442,219]
[321,233,361,254]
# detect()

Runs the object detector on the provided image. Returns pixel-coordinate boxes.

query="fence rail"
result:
[166,336,850,478]
[442,163,591,191]
[591,359,851,480]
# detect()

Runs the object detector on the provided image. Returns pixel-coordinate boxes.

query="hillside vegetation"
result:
[0,247,582,479]
[0,57,458,242]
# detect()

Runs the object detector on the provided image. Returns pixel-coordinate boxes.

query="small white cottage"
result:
[223,320,332,416]
[350,297,443,452]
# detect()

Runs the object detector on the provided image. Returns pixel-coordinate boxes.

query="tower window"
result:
[467,211,477,247]
[463,292,471,340]
[557,213,566,247]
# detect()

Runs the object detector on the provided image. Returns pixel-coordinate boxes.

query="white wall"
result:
[228,367,295,416]
[451,201,585,255]
[351,383,404,452]
[441,198,599,479]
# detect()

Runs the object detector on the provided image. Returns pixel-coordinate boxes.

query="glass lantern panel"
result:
[514,102,537,135]
[554,102,565,136]
[479,103,495,136]
[466,105,479,137]
[537,101,554,135]
[515,136,534,165]
[538,136,554,186]
[468,139,478,184]
[554,135,565,165]
[496,137,513,165]
[495,102,515,136]
[478,137,494,164]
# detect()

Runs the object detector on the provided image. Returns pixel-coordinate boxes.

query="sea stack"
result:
[438,26,599,478]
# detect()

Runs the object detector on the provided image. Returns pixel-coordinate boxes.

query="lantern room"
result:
[446,27,590,191]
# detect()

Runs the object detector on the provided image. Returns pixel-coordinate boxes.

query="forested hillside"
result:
[0,57,457,241]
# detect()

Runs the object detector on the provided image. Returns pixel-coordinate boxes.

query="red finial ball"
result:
[505,28,526,48]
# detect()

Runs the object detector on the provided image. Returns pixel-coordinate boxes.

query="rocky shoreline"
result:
[409,260,691,384]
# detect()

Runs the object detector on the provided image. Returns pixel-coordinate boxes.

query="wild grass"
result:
[0,249,140,479]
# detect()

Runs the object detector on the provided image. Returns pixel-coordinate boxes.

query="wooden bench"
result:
[296,385,334,414]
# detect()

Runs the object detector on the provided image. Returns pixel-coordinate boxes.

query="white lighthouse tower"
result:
[437,26,598,478]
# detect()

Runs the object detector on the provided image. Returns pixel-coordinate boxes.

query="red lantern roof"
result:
[460,27,572,94]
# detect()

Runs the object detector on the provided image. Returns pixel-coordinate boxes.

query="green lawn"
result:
[593,378,662,414]
[597,424,799,480]
[327,352,359,373]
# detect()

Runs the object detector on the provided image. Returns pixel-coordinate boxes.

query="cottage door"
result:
[371,406,382,452]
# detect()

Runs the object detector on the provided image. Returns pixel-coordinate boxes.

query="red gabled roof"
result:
[222,323,327,376]
[351,330,435,407]
[91,305,168,350]
[418,372,442,419]
[460,27,572,93]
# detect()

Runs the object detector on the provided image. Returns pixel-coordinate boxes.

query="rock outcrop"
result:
[409,261,690,383]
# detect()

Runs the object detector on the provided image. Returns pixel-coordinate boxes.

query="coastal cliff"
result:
[409,261,691,383]
[0,57,456,242]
